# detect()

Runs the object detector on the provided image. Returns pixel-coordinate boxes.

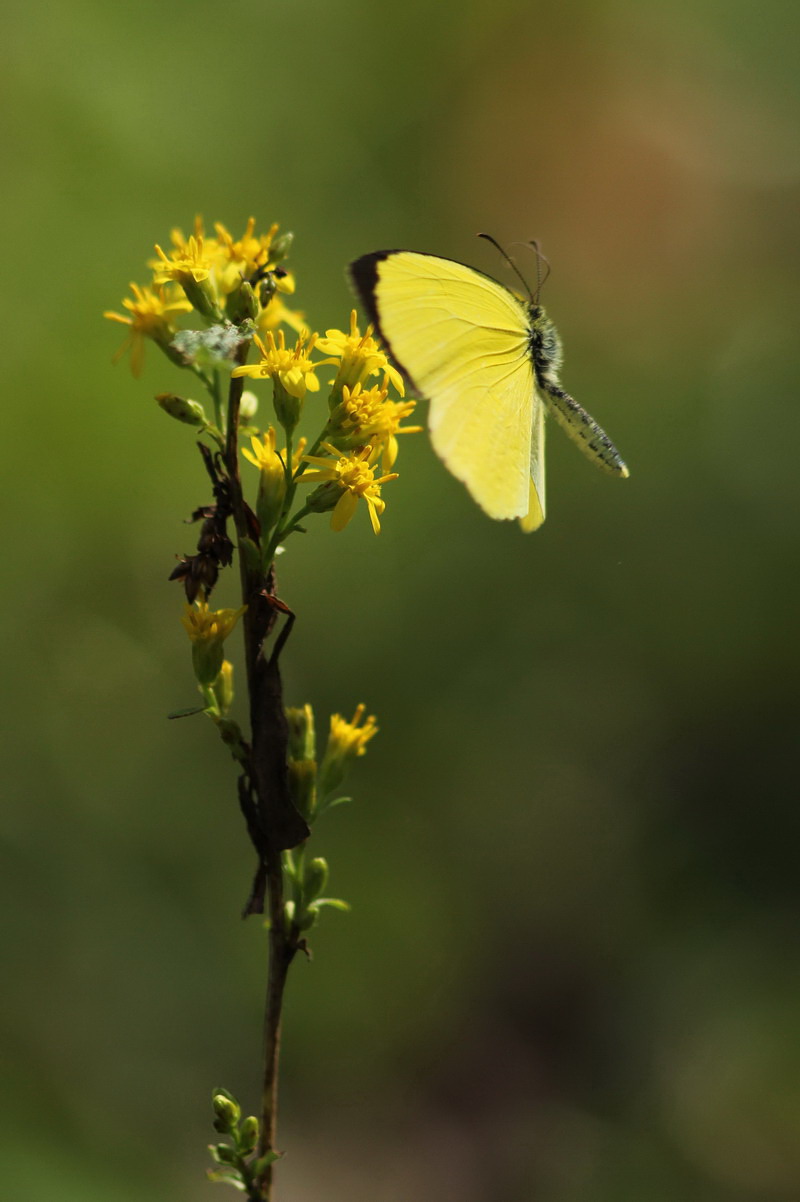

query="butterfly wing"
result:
[520,390,546,531]
[350,251,536,522]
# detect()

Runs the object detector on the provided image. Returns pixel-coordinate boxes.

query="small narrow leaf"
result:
[167,705,207,720]
[310,897,351,912]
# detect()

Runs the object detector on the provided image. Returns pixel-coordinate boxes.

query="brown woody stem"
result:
[224,355,305,1200]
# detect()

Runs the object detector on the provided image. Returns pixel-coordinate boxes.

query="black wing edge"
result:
[347,250,417,390]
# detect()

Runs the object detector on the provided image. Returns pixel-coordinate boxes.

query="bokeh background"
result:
[3,1,799,1199]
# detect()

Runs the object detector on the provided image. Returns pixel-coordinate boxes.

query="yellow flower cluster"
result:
[106,221,422,539]
[233,330,335,400]
[328,378,422,470]
[104,216,303,375]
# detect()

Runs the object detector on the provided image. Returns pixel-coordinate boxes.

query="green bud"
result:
[192,638,224,688]
[212,1090,241,1132]
[212,661,235,716]
[239,390,259,422]
[304,856,329,901]
[226,279,259,324]
[286,703,315,759]
[156,393,207,427]
[272,376,302,433]
[270,232,294,262]
[306,480,341,515]
[209,1143,239,1167]
[288,758,317,821]
[181,275,223,321]
[296,905,320,932]
[238,1116,259,1156]
[255,460,286,538]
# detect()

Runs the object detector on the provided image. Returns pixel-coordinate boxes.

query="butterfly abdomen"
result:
[543,385,629,477]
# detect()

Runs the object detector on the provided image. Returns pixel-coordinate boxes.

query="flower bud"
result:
[270,231,294,262]
[212,1090,240,1133]
[304,856,328,901]
[182,275,222,321]
[156,392,207,427]
[238,1116,259,1156]
[212,660,235,715]
[288,758,317,821]
[226,279,258,323]
[182,602,246,687]
[209,1143,239,1167]
[306,480,341,515]
[239,390,259,422]
[286,703,315,759]
[272,376,302,433]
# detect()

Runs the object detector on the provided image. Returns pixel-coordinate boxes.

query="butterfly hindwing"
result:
[520,390,546,532]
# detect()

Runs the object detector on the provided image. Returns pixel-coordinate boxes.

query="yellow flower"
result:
[301,443,398,534]
[318,704,378,796]
[316,310,404,400]
[215,217,277,274]
[212,216,284,299]
[232,330,335,399]
[242,427,287,532]
[153,235,215,286]
[153,234,221,318]
[329,704,378,757]
[181,600,246,685]
[328,378,422,469]
[242,426,283,473]
[181,599,245,643]
[104,283,192,377]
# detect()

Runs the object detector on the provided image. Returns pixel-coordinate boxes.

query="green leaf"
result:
[316,795,353,817]
[207,1168,247,1190]
[310,897,351,912]
[167,705,207,720]
[252,1150,282,1175]
[209,1143,239,1167]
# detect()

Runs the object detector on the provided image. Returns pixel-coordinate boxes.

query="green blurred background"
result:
[4,0,799,1198]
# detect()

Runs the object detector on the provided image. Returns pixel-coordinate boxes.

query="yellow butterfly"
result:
[349,237,629,531]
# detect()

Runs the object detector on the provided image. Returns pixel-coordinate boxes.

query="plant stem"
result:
[224,354,306,1198]
[257,846,294,1199]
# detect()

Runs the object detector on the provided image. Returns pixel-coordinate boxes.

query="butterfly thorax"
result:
[528,306,563,388]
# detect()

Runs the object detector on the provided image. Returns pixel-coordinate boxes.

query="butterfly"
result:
[349,236,629,531]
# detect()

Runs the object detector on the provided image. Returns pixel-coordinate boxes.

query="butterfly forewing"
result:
[352,251,536,521]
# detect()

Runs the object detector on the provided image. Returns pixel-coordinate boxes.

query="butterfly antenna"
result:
[527,240,551,303]
[477,232,534,303]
